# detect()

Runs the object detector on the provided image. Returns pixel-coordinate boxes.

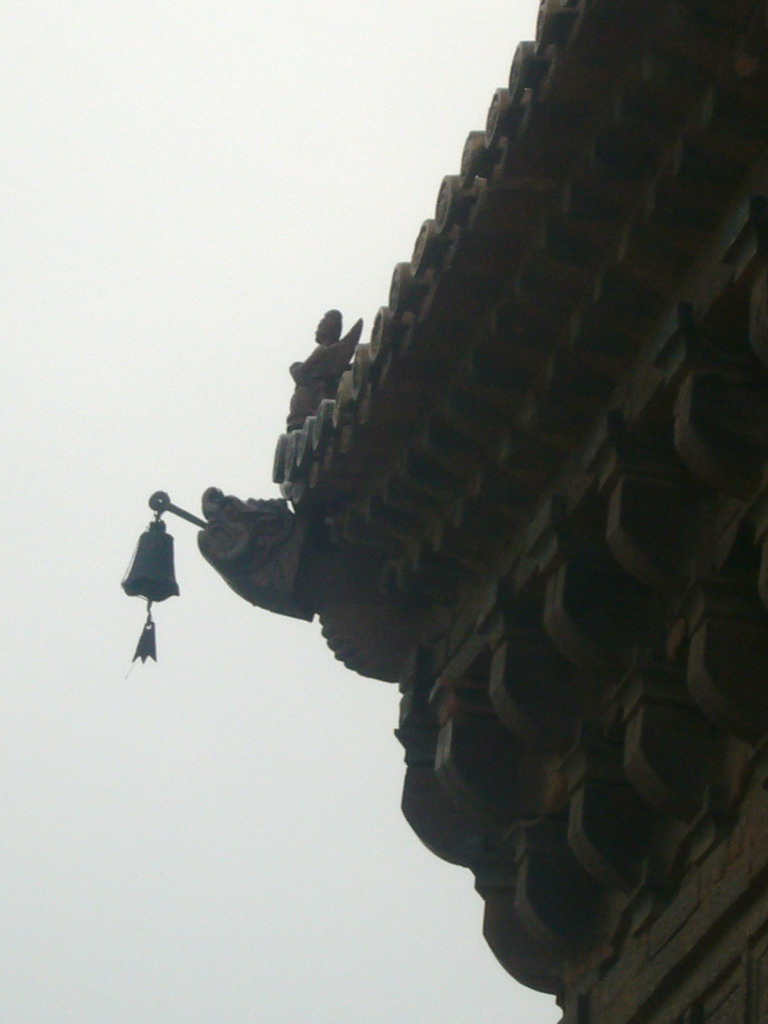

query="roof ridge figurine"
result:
[286,309,363,431]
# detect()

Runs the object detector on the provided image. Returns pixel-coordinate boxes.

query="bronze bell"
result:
[122,519,180,603]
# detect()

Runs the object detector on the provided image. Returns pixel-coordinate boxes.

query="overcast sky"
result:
[1,3,560,1022]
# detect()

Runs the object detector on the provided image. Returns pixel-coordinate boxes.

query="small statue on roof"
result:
[286,309,363,431]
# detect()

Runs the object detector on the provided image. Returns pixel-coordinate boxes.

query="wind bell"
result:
[121,491,205,664]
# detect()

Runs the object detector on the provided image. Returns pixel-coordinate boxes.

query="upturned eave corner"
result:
[197,0,768,1013]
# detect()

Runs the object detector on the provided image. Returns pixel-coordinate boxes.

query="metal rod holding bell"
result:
[121,492,204,664]
[147,491,206,529]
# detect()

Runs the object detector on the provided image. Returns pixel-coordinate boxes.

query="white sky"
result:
[1,3,560,1022]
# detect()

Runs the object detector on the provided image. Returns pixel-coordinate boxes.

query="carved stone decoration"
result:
[674,371,768,499]
[286,310,363,431]
[318,603,421,682]
[543,547,657,674]
[568,779,651,892]
[433,677,523,825]
[401,764,487,867]
[397,661,505,865]
[561,732,653,891]
[513,817,604,953]
[489,635,579,752]
[687,616,768,739]
[606,474,695,591]
[482,885,563,995]
[198,487,427,681]
[624,699,723,820]
[198,488,312,620]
